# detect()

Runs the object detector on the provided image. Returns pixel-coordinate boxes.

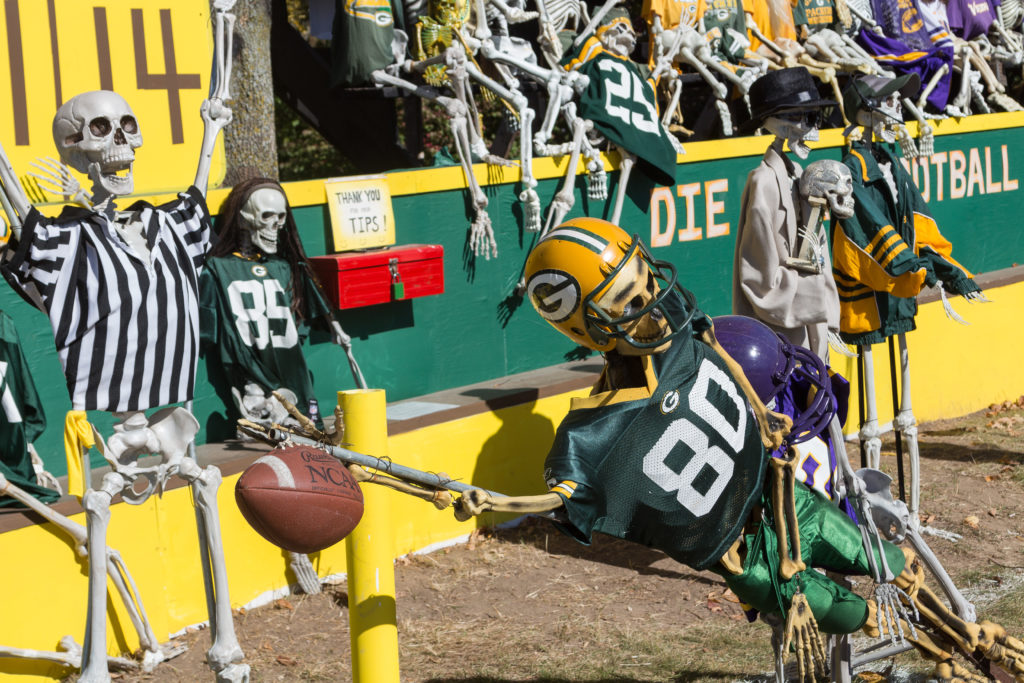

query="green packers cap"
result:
[843,73,921,118]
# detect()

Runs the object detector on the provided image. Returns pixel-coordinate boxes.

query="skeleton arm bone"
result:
[453,488,563,520]
[701,326,792,450]
[194,99,232,196]
[0,139,30,240]
[744,13,787,60]
[573,0,623,47]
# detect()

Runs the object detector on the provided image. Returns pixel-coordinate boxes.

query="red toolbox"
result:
[309,244,444,310]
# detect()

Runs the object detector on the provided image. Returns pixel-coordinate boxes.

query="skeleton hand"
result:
[871,584,918,645]
[505,7,538,22]
[762,410,793,451]
[453,488,493,521]
[331,320,352,349]
[28,158,92,208]
[272,390,346,447]
[783,592,828,682]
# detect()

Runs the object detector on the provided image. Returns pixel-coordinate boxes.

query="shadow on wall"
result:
[460,388,556,502]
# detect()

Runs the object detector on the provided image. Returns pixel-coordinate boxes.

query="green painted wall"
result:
[6,124,1023,474]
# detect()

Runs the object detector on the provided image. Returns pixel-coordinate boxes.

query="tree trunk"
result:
[216,0,279,185]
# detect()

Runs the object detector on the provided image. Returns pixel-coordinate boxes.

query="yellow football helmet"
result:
[523,217,697,352]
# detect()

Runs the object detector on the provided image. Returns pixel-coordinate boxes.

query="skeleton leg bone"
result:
[608,150,635,226]
[180,458,248,681]
[859,345,883,470]
[79,473,126,683]
[0,472,172,666]
[769,453,805,580]
[893,333,921,517]
[372,68,497,258]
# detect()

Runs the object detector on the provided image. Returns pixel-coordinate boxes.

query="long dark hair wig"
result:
[210,177,327,321]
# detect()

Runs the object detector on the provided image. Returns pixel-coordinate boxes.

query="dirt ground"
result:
[104,400,1024,683]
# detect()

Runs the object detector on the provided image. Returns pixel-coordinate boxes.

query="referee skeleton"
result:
[0,3,249,682]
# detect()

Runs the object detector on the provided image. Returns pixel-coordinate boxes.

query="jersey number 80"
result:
[642,358,747,517]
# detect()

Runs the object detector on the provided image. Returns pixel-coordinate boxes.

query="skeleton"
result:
[376,0,543,254]
[0,4,247,681]
[848,86,987,512]
[533,0,593,67]
[646,3,767,137]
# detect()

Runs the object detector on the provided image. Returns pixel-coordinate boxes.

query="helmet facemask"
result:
[586,237,696,355]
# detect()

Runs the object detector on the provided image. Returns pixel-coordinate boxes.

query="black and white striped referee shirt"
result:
[3,186,212,412]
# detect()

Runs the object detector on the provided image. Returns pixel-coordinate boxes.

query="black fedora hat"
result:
[739,67,836,135]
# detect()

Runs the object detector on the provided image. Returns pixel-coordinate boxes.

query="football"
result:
[235,444,364,554]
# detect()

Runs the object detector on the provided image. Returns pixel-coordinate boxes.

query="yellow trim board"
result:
[31,112,1021,215]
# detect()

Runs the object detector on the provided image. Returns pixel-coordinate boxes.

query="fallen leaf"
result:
[985,475,998,482]
[721,589,740,603]
[964,515,980,529]
[988,509,998,517]
[856,673,888,683]
[919,513,936,525]
[273,599,293,610]
[275,655,298,666]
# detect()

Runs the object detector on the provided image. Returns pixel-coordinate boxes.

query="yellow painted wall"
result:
[0,279,1020,680]
[830,277,1024,429]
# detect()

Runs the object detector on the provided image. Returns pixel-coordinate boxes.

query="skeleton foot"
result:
[715,99,734,137]
[288,552,322,595]
[989,91,1024,112]
[783,593,828,682]
[216,662,252,682]
[587,167,608,200]
[469,210,498,259]
[520,187,541,232]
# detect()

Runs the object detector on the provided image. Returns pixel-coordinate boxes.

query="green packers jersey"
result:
[0,311,58,506]
[330,0,396,87]
[561,36,677,186]
[791,0,839,32]
[544,292,767,570]
[200,254,333,409]
[698,0,750,62]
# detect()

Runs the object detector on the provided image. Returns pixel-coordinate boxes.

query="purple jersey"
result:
[858,28,954,109]
[870,0,934,51]
[946,0,998,39]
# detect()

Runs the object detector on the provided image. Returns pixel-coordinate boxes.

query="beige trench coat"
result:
[731,144,839,360]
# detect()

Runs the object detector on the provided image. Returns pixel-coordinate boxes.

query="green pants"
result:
[719,485,906,634]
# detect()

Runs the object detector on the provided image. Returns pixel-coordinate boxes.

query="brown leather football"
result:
[235,445,364,553]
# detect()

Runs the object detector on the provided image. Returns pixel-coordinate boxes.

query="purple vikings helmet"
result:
[713,315,835,445]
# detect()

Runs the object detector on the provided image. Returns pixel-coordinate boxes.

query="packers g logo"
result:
[251,265,268,277]
[660,389,680,414]
[526,269,580,324]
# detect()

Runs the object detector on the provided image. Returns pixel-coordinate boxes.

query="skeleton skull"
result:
[800,159,854,219]
[597,18,637,58]
[52,91,142,198]
[239,188,287,254]
[856,91,903,144]
[595,256,670,356]
[763,111,820,159]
